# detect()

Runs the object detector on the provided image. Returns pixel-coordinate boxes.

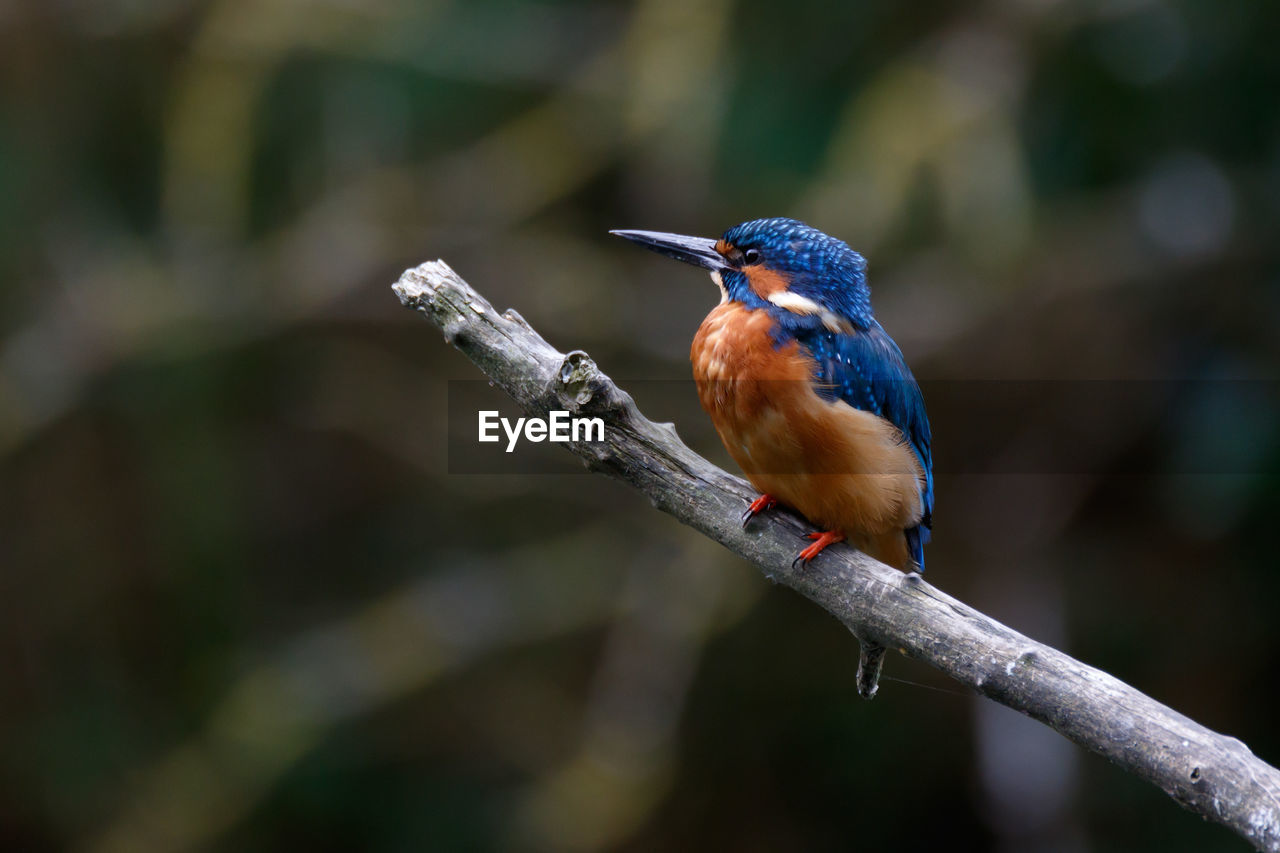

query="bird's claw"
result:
[791,530,845,570]
[740,494,777,528]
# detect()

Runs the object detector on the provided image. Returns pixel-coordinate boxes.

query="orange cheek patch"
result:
[744,265,790,299]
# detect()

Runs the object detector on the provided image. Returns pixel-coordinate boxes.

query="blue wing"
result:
[797,323,934,570]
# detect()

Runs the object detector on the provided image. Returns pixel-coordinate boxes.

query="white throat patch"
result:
[709,270,728,304]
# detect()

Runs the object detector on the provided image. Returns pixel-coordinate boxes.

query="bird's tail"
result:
[905,523,930,573]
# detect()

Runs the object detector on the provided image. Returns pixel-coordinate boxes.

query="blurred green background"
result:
[2,0,1279,850]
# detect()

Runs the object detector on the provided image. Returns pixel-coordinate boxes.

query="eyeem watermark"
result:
[478,410,605,453]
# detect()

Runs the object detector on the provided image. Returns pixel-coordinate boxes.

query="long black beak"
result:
[610,229,729,272]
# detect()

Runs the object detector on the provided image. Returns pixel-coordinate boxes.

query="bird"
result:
[611,218,933,573]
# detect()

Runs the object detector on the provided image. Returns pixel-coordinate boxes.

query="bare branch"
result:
[394,260,1280,852]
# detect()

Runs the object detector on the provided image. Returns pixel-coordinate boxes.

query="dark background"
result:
[2,1,1279,851]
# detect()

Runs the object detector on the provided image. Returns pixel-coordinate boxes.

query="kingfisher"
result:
[612,218,933,572]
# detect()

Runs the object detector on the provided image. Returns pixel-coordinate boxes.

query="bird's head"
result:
[611,217,873,333]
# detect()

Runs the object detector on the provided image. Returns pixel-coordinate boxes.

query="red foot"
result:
[792,530,845,570]
[741,494,777,528]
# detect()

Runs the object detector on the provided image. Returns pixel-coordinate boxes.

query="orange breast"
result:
[690,303,925,570]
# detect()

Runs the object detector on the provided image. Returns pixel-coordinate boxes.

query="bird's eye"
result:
[742,248,761,265]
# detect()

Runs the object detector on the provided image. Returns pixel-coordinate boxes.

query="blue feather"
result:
[797,323,934,571]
